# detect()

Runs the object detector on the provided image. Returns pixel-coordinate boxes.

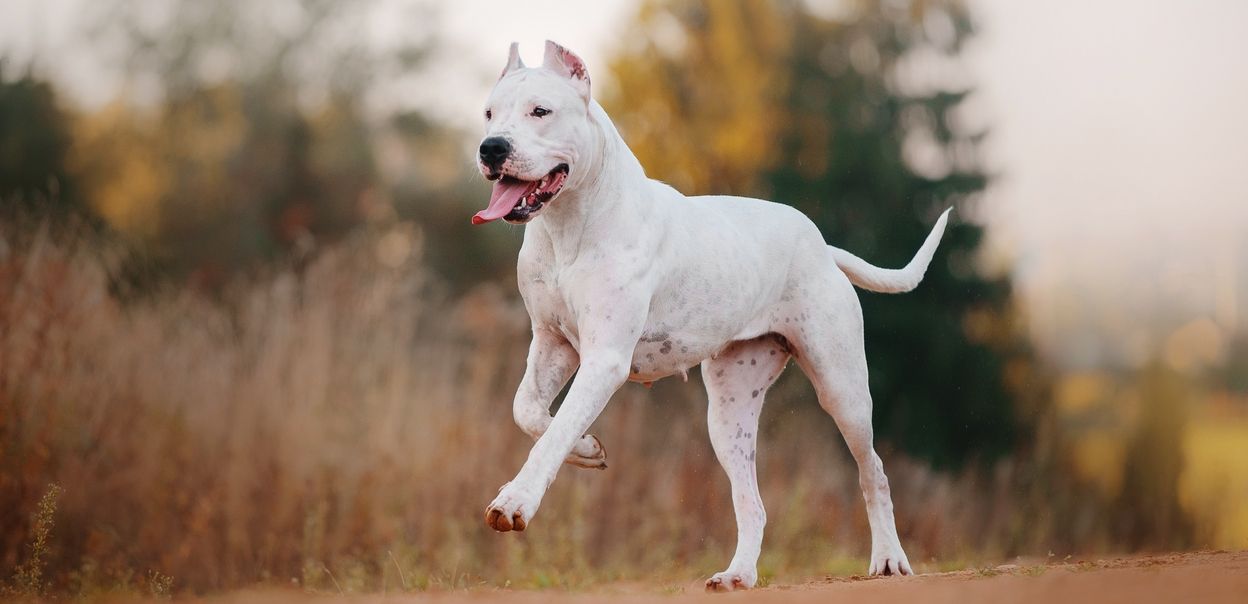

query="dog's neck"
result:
[529,100,650,265]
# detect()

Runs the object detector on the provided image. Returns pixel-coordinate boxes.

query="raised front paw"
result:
[484,482,540,532]
[563,434,607,469]
[705,569,756,592]
[868,544,914,576]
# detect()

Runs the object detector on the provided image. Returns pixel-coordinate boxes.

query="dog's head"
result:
[472,41,593,225]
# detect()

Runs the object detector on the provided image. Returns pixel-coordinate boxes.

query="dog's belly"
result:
[625,319,770,383]
[549,319,725,382]
[626,334,714,382]
[622,264,787,383]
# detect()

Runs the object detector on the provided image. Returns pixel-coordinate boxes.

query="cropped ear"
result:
[499,42,525,79]
[542,40,590,99]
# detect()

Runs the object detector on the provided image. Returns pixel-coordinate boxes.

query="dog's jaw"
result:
[472,164,570,225]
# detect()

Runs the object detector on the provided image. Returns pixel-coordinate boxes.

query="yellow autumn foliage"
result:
[604,0,792,196]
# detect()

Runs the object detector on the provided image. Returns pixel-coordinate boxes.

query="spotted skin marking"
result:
[702,336,789,591]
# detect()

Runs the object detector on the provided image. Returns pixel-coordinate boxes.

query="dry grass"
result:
[0,218,1105,595]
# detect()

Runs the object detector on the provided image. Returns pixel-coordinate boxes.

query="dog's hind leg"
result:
[512,329,606,469]
[784,273,913,577]
[702,336,790,592]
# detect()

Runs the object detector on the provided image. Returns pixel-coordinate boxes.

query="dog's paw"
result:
[563,434,607,470]
[705,569,756,592]
[484,483,540,532]
[868,545,913,577]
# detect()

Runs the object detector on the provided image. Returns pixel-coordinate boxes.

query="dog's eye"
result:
[484,109,492,121]
[530,106,551,118]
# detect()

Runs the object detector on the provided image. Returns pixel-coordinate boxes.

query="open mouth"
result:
[472,164,570,225]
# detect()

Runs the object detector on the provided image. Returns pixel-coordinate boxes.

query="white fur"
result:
[480,41,947,590]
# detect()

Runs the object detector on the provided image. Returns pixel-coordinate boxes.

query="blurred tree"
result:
[1114,361,1192,548]
[1217,334,1248,394]
[606,0,791,195]
[0,63,80,211]
[606,0,1047,469]
[387,110,523,290]
[71,103,167,238]
[76,0,438,285]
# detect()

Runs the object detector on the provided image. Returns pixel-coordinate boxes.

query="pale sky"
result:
[964,1,1248,367]
[4,0,1247,368]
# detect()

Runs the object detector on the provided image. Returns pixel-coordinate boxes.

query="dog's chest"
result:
[521,271,718,381]
[521,275,574,334]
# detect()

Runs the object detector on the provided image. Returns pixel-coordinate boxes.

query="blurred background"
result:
[1,0,1246,596]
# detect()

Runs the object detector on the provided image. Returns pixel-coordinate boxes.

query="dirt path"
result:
[180,551,1246,604]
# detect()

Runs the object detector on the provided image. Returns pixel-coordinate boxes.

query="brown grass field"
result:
[1,220,1241,599]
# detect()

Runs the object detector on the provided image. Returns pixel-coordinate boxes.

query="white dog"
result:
[473,40,949,591]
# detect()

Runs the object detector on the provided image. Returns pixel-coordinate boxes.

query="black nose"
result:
[478,137,511,168]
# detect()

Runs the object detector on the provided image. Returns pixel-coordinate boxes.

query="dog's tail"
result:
[830,207,952,294]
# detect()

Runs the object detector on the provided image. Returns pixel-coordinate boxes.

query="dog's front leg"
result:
[485,346,633,532]
[512,329,607,469]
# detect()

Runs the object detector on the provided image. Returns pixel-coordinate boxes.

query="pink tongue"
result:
[472,179,534,225]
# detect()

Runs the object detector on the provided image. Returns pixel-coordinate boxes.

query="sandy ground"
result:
[164,551,1246,604]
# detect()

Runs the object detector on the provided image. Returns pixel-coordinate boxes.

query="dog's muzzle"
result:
[472,163,570,225]
[479,136,511,173]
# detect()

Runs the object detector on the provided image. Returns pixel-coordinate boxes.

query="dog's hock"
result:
[543,40,590,99]
[563,434,607,469]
